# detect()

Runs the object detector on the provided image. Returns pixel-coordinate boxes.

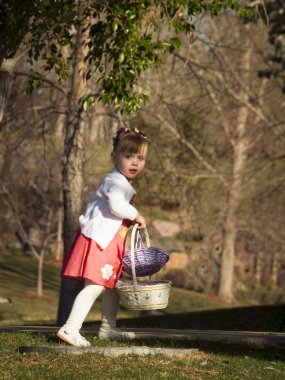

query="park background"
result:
[0,1,285,379]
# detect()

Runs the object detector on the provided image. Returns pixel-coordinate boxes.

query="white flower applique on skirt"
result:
[101,264,113,280]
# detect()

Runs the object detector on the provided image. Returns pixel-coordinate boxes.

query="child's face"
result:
[112,144,147,181]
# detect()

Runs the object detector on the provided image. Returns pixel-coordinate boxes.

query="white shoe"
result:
[57,326,91,347]
[98,328,135,340]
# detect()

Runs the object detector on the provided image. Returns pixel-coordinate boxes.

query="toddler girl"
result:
[57,127,147,347]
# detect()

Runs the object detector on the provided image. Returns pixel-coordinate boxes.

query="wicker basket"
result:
[117,224,172,311]
[123,226,169,277]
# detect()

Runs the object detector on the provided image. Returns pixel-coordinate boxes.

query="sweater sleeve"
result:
[103,179,138,221]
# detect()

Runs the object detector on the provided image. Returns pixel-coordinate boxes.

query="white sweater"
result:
[79,168,137,249]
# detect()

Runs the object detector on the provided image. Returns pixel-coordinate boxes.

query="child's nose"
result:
[131,157,138,165]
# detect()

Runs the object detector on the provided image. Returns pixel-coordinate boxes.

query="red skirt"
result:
[61,222,130,288]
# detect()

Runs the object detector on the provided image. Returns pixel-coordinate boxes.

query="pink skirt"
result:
[61,222,130,288]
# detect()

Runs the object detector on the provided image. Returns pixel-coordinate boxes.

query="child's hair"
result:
[112,127,147,154]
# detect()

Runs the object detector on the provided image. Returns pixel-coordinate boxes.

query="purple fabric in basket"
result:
[122,247,169,277]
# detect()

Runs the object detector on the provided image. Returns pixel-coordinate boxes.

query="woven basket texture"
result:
[123,247,169,277]
[118,280,172,310]
[117,225,172,311]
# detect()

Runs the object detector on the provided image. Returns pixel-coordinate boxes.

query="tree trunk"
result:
[0,70,12,123]
[57,12,88,325]
[37,249,44,297]
[218,37,251,301]
[255,251,263,284]
[0,54,26,123]
[57,123,85,324]
[271,252,279,287]
[55,205,63,262]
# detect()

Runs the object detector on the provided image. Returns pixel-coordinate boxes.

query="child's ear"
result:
[111,151,115,164]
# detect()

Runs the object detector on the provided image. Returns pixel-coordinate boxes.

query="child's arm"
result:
[103,177,146,228]
[104,182,138,221]
[134,212,146,229]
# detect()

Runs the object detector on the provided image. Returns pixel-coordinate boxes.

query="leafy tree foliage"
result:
[0,0,253,113]
[0,1,31,61]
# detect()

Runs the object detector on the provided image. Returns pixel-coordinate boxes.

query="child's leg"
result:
[99,288,119,331]
[57,281,104,346]
[98,288,135,340]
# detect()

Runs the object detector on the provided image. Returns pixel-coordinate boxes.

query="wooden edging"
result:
[122,328,285,347]
[2,326,285,348]
[19,345,198,356]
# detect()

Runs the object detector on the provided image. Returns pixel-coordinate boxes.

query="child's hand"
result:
[134,212,146,229]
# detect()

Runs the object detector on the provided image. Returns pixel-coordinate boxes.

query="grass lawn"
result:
[0,248,232,326]
[1,248,285,379]
[1,332,285,380]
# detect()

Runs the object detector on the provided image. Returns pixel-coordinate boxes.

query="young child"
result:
[57,127,148,347]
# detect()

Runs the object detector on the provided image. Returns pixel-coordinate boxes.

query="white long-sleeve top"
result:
[79,168,137,249]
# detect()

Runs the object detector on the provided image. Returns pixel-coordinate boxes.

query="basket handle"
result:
[134,226,150,249]
[130,224,150,286]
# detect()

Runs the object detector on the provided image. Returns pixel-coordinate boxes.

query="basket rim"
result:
[117,279,172,286]
[117,280,172,291]
[124,246,168,253]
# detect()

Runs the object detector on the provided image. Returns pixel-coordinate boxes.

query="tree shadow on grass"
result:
[96,303,285,362]
[116,304,285,332]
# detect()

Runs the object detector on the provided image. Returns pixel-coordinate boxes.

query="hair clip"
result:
[112,127,147,141]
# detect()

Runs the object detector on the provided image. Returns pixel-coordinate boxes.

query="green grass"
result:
[1,332,285,380]
[1,247,285,332]
[1,248,285,379]
[0,248,230,326]
[0,248,62,325]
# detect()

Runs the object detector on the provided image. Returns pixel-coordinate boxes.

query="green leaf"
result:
[170,37,181,50]
[119,52,125,63]
[83,96,95,111]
